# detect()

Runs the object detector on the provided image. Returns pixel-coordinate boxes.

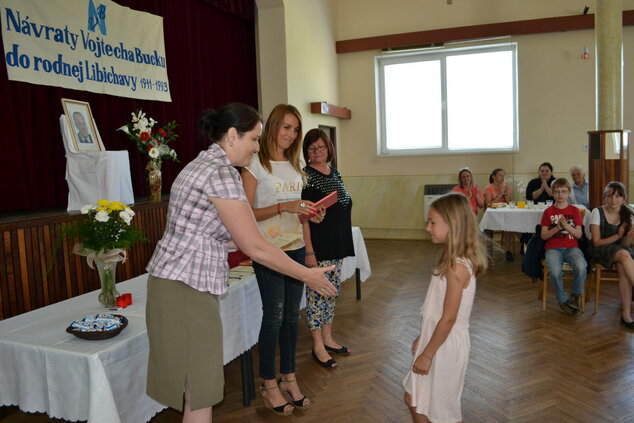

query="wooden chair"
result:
[542,261,588,311]
[588,263,620,313]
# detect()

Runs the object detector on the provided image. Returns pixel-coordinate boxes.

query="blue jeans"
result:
[544,247,587,303]
[253,247,305,380]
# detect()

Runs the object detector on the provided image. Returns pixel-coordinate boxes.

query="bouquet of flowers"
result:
[71,200,145,256]
[51,200,146,307]
[119,110,179,162]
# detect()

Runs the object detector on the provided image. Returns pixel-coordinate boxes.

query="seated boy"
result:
[540,177,587,315]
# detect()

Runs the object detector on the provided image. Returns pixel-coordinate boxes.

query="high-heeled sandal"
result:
[259,384,294,416]
[278,378,311,409]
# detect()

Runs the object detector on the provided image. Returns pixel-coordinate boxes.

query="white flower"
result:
[133,120,148,133]
[117,125,130,135]
[80,204,92,214]
[124,207,135,217]
[148,147,160,159]
[132,110,146,123]
[94,210,110,222]
[119,211,132,225]
[158,144,170,155]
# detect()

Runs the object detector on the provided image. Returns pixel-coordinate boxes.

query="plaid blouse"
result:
[146,143,247,295]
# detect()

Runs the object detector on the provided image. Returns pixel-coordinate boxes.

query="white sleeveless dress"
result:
[402,258,476,422]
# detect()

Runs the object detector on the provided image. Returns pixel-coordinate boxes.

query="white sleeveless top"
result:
[420,257,476,330]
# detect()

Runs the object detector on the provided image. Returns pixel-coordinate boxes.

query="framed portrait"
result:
[61,99,105,152]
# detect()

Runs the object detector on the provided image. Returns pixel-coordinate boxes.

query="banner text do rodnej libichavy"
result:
[1,0,171,101]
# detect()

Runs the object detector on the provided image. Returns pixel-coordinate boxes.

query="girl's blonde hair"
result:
[431,193,488,277]
[258,104,304,176]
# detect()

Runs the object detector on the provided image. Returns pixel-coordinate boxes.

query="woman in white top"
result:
[242,104,325,415]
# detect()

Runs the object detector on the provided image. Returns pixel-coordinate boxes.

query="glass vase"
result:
[95,260,120,308]
[146,159,162,201]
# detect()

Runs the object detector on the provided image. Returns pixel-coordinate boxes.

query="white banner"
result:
[0,0,171,101]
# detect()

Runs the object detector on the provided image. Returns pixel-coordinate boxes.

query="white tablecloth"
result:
[479,205,588,234]
[0,227,371,423]
[60,115,134,211]
[342,227,371,282]
[0,273,260,423]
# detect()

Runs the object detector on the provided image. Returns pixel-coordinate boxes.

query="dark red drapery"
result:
[0,0,257,213]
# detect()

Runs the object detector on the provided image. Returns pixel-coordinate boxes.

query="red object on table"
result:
[228,250,250,268]
[116,293,133,308]
[116,296,127,308]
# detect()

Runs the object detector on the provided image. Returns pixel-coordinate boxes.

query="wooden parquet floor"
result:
[3,240,634,422]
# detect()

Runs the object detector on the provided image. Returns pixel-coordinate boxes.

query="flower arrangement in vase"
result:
[61,200,146,307]
[119,110,179,201]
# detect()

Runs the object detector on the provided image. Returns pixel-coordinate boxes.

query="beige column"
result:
[595,0,623,130]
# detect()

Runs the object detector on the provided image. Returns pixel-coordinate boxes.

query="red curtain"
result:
[0,0,257,213]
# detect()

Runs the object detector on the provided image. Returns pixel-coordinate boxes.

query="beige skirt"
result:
[146,275,224,411]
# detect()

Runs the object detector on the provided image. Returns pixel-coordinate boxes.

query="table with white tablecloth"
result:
[479,205,588,267]
[0,272,263,423]
[0,227,371,423]
[480,205,589,233]
[343,227,372,299]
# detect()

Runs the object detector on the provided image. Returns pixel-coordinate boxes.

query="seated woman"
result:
[484,168,514,261]
[588,181,634,330]
[521,162,557,250]
[452,167,484,215]
[526,162,555,203]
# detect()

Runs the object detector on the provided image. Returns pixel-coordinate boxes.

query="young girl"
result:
[403,193,488,423]
[588,181,634,329]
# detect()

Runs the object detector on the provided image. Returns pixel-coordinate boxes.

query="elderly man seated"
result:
[569,165,589,208]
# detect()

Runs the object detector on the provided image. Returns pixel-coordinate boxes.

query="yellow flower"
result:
[96,206,108,212]
[96,199,110,207]
[109,201,125,211]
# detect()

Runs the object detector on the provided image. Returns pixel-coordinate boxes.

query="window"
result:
[375,43,518,155]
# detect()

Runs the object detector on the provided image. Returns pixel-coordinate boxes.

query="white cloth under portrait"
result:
[60,115,134,210]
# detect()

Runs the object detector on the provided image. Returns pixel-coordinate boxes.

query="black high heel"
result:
[278,378,311,409]
[259,384,294,416]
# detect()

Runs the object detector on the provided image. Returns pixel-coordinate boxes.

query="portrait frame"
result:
[61,98,105,152]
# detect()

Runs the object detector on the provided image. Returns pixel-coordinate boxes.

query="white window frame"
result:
[375,43,518,156]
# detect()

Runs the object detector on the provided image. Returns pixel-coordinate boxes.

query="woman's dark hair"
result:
[302,128,335,163]
[604,181,634,234]
[198,103,260,145]
[489,168,504,184]
[539,162,553,172]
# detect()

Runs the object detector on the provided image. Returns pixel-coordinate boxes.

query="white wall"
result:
[258,0,634,239]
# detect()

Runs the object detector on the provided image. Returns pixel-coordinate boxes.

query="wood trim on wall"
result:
[336,11,634,54]
[0,200,168,320]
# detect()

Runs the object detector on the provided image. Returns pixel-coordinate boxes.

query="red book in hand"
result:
[299,190,338,223]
